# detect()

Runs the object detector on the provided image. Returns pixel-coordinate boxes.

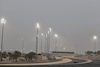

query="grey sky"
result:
[0,0,100,54]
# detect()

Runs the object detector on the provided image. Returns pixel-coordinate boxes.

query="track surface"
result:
[0,59,100,67]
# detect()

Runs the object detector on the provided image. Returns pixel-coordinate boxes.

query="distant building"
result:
[52,51,74,54]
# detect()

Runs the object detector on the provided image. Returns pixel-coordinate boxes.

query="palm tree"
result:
[97,51,100,55]
[13,51,21,62]
[25,54,28,60]
[25,52,36,61]
[2,51,8,58]
[8,52,13,61]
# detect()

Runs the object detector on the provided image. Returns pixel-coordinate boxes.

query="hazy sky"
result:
[0,0,100,54]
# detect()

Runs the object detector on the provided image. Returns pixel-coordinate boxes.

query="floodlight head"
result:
[48,31,50,34]
[94,36,97,40]
[41,33,43,36]
[49,28,51,32]
[36,23,40,28]
[55,34,58,37]
[1,18,6,24]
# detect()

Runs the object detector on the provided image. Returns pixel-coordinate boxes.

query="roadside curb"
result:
[69,57,92,65]
[0,57,72,66]
[62,56,92,65]
[75,58,92,64]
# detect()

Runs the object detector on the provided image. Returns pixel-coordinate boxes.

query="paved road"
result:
[61,58,86,65]
[0,60,100,67]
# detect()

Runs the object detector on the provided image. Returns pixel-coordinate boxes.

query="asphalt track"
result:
[0,59,99,67]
